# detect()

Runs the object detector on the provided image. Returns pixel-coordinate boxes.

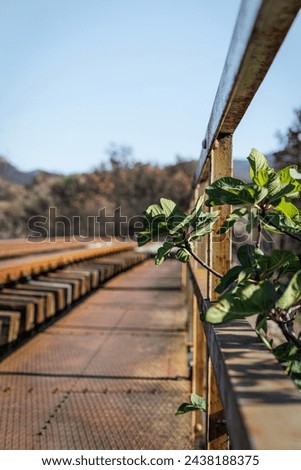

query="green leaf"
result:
[171,196,207,234]
[218,209,247,234]
[237,268,254,284]
[289,360,301,375]
[215,266,244,294]
[289,167,301,181]
[276,270,301,310]
[205,281,277,324]
[273,342,299,363]
[137,231,152,247]
[261,211,301,234]
[155,241,174,266]
[160,198,177,217]
[253,185,269,204]
[176,248,190,263]
[278,254,301,278]
[217,207,248,234]
[235,186,257,204]
[268,183,295,203]
[237,244,256,267]
[277,166,301,198]
[248,148,272,180]
[145,204,164,219]
[246,208,259,233]
[205,177,247,206]
[274,198,300,222]
[191,393,207,410]
[250,166,294,204]
[194,195,204,214]
[167,211,187,234]
[176,196,204,232]
[175,393,206,415]
[189,211,219,240]
[206,176,268,207]
[260,250,301,278]
[143,205,167,237]
[253,169,270,186]
[279,166,299,184]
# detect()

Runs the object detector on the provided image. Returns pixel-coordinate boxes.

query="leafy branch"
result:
[137,194,221,274]
[137,148,301,388]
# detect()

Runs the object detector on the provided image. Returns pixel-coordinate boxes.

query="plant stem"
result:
[278,321,301,351]
[181,241,223,279]
[256,220,262,249]
[269,221,301,242]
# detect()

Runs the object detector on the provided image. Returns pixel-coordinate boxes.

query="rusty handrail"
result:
[194,0,301,186]
[188,0,301,450]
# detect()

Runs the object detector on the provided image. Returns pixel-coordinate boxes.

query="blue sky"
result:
[0,0,300,174]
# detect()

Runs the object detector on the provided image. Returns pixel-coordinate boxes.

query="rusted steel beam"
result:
[0,299,34,333]
[0,311,20,345]
[0,294,45,324]
[0,242,135,285]
[3,288,56,317]
[0,239,86,260]
[194,0,301,186]
[19,283,66,311]
[40,274,82,300]
[0,251,148,351]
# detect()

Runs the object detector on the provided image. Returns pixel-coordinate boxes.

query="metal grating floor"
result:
[0,259,193,450]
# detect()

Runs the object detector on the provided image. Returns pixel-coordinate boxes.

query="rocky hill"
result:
[0,153,274,240]
[0,156,59,185]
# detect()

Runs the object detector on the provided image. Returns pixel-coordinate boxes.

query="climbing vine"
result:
[137,149,301,390]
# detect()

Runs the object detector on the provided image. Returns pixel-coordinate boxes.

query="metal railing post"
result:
[206,134,232,449]
[192,294,207,445]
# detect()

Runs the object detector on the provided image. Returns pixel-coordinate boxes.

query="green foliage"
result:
[276,271,301,310]
[175,393,207,416]
[273,342,301,390]
[205,148,301,236]
[205,281,277,324]
[215,246,301,295]
[137,196,219,265]
[138,147,301,390]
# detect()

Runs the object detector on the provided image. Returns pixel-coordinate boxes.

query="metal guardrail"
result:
[188,0,301,450]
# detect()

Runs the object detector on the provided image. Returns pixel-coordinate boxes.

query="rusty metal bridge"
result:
[0,242,193,449]
[1,0,301,451]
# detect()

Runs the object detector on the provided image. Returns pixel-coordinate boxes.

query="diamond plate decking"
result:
[0,259,193,450]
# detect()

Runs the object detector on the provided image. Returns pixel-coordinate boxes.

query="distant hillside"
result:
[0,152,279,239]
[0,156,58,185]
[0,154,275,186]
[233,159,250,181]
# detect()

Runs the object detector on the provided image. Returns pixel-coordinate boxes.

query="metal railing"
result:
[187,0,301,449]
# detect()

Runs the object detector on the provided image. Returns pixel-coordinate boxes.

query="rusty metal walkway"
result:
[0,259,193,450]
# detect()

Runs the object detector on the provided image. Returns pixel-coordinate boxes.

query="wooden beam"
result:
[209,135,233,298]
